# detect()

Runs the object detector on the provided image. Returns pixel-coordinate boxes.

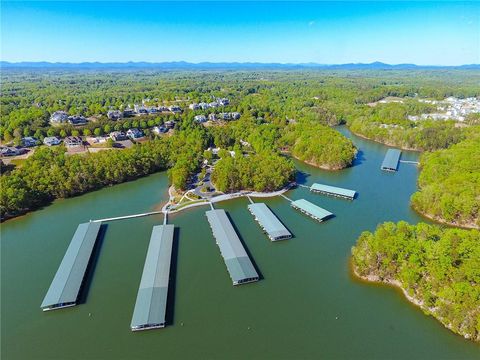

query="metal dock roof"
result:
[381,149,402,171]
[247,203,292,241]
[291,199,333,222]
[310,183,356,199]
[206,209,259,285]
[41,222,102,311]
[131,225,174,331]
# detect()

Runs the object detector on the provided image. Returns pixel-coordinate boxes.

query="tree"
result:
[93,128,103,136]
[3,130,13,142]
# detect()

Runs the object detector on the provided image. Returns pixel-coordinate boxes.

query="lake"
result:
[2,128,479,359]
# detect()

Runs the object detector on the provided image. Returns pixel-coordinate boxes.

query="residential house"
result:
[109,131,128,141]
[43,136,61,146]
[199,102,210,110]
[164,120,176,129]
[50,111,69,124]
[0,147,24,157]
[169,105,182,113]
[64,136,84,147]
[231,112,241,120]
[67,115,87,126]
[219,113,231,120]
[218,98,230,106]
[123,108,135,117]
[189,103,200,110]
[22,137,38,147]
[152,126,168,135]
[126,128,144,139]
[107,110,123,120]
[194,115,207,123]
[208,113,217,121]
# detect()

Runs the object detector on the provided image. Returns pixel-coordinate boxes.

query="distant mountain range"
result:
[1,61,479,70]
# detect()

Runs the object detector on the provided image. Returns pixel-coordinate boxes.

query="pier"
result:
[131,224,174,331]
[92,210,165,223]
[248,202,292,241]
[381,149,402,172]
[41,222,102,311]
[206,209,259,285]
[310,183,356,200]
[291,199,333,222]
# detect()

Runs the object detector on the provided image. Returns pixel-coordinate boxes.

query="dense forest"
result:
[281,122,356,169]
[2,69,480,225]
[211,151,295,192]
[411,130,480,228]
[351,221,480,342]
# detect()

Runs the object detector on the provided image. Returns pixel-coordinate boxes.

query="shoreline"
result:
[290,153,351,171]
[348,128,421,152]
[350,263,478,343]
[161,184,293,214]
[411,203,479,230]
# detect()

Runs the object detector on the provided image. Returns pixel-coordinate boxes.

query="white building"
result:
[43,136,61,146]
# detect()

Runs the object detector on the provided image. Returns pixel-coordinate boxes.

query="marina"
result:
[131,224,174,331]
[247,202,292,241]
[310,183,356,200]
[205,209,259,285]
[40,222,102,311]
[291,199,333,222]
[5,129,476,360]
[381,149,402,172]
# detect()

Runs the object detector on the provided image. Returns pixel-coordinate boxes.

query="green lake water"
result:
[2,128,479,359]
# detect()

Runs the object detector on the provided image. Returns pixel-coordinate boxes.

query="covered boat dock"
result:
[291,199,333,222]
[247,202,292,241]
[206,209,259,285]
[310,183,356,200]
[131,224,174,331]
[381,149,402,172]
[41,221,102,311]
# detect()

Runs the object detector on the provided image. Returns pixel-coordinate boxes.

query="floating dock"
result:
[310,183,356,200]
[206,209,259,285]
[247,203,292,241]
[291,199,333,222]
[381,149,402,172]
[41,222,102,311]
[131,225,174,331]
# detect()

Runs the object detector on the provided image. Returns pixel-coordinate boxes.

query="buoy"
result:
[335,316,339,320]
[89,313,92,317]
[181,322,184,326]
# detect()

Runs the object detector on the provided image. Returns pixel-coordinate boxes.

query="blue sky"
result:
[1,1,479,65]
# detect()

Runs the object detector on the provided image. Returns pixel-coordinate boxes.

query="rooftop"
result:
[41,222,102,311]
[247,203,291,241]
[131,225,174,331]
[206,209,259,285]
[291,199,333,221]
[310,183,356,199]
[381,149,402,171]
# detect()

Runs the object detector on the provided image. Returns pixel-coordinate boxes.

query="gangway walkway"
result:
[92,210,166,223]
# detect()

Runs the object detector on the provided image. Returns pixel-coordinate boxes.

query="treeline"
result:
[281,123,357,170]
[351,221,480,342]
[211,151,295,192]
[411,130,480,228]
[0,124,207,220]
[348,100,466,151]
